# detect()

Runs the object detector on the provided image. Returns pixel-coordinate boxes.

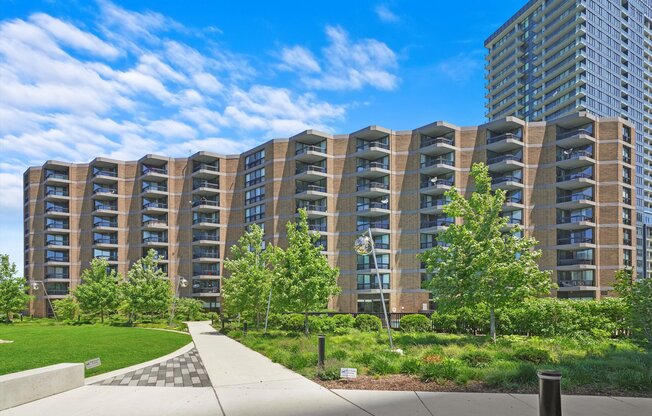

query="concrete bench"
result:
[0,363,84,411]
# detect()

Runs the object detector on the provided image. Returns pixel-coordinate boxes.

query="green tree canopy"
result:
[53,295,80,321]
[223,223,274,328]
[0,254,30,322]
[121,249,172,322]
[75,257,121,322]
[615,268,652,346]
[273,209,340,335]
[419,163,553,341]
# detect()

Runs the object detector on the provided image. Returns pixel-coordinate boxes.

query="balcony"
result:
[503,196,524,211]
[192,287,221,296]
[420,158,455,175]
[295,165,327,181]
[45,223,69,232]
[93,204,117,215]
[356,182,390,198]
[45,256,70,265]
[297,204,327,218]
[295,184,328,200]
[420,218,454,234]
[93,237,118,248]
[420,136,455,156]
[556,236,595,249]
[44,206,70,217]
[193,269,220,278]
[93,220,118,231]
[193,234,220,244]
[355,141,390,159]
[142,236,168,246]
[356,202,390,217]
[557,279,596,290]
[141,166,168,180]
[420,199,448,214]
[556,172,594,190]
[487,154,523,172]
[44,273,70,281]
[420,178,454,195]
[556,150,595,169]
[556,214,595,230]
[192,181,220,195]
[95,255,118,263]
[142,219,168,230]
[491,175,523,191]
[308,224,327,232]
[295,145,327,163]
[356,282,391,291]
[46,240,70,249]
[192,217,220,229]
[142,202,168,214]
[485,133,523,152]
[420,241,445,250]
[357,221,390,232]
[193,252,220,262]
[192,163,220,179]
[357,263,390,271]
[556,193,594,209]
[93,187,118,199]
[92,169,118,184]
[141,184,167,198]
[356,162,390,179]
[44,189,69,201]
[556,129,595,147]
[557,258,595,271]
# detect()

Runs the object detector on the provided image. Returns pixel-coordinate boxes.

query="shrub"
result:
[354,314,382,332]
[267,313,288,330]
[369,354,399,375]
[420,358,461,382]
[332,314,355,334]
[52,296,80,321]
[317,359,346,380]
[460,350,493,368]
[282,314,306,332]
[174,298,206,321]
[513,346,551,364]
[400,314,431,332]
[308,315,336,333]
[431,312,458,333]
[399,358,422,375]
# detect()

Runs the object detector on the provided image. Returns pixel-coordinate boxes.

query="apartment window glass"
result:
[245,149,265,169]
[356,273,390,290]
[245,186,265,205]
[623,166,631,184]
[245,204,265,222]
[622,146,631,164]
[623,187,632,204]
[245,168,265,187]
[623,208,632,225]
[624,228,632,246]
[624,249,632,267]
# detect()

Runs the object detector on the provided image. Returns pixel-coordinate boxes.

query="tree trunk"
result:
[304,311,309,337]
[101,310,104,323]
[490,307,496,343]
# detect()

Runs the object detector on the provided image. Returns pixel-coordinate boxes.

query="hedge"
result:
[400,314,431,332]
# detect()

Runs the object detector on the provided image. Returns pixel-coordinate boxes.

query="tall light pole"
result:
[169,276,188,325]
[31,281,57,320]
[354,229,393,350]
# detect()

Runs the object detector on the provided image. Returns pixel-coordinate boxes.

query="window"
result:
[624,229,632,246]
[94,249,117,261]
[622,146,631,164]
[624,249,632,267]
[623,166,631,184]
[245,168,265,187]
[245,204,265,222]
[623,208,632,225]
[245,149,265,169]
[356,274,390,290]
[245,186,265,205]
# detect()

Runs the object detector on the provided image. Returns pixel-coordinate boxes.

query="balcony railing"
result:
[193,234,219,241]
[45,206,69,213]
[94,204,117,211]
[421,136,454,147]
[296,184,327,193]
[556,150,593,162]
[45,273,69,279]
[487,132,521,144]
[299,204,327,212]
[142,166,167,175]
[557,193,593,203]
[193,163,219,173]
[558,279,595,287]
[557,234,593,244]
[94,187,117,194]
[373,242,390,250]
[357,162,389,171]
[421,178,454,188]
[142,184,167,192]
[357,263,390,270]
[556,128,593,140]
[45,172,69,180]
[46,256,69,262]
[193,252,219,259]
[504,196,523,204]
[357,282,390,290]
[94,221,117,228]
[557,215,594,224]
[193,181,219,190]
[556,172,592,182]
[93,169,118,177]
[356,142,389,152]
[487,154,522,164]
[192,200,219,207]
[193,287,220,294]
[296,165,326,174]
[357,222,390,231]
[142,236,168,243]
[46,289,70,296]
[492,175,523,184]
[420,241,444,249]
[94,238,118,245]
[193,269,220,276]
[142,220,167,227]
[95,255,118,262]
[356,182,389,191]
[46,190,69,197]
[296,145,326,155]
[557,258,594,266]
[45,223,69,230]
[143,202,168,209]
[420,158,454,168]
[357,202,389,211]
[308,224,327,232]
[193,217,219,224]
[46,240,69,246]
[420,199,448,209]
[421,219,454,228]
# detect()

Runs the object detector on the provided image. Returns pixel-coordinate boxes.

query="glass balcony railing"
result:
[142,184,167,192]
[193,163,219,173]
[193,234,219,241]
[45,172,69,180]
[356,182,389,192]
[357,263,390,270]
[299,204,327,212]
[356,142,389,152]
[142,166,167,175]
[557,215,594,224]
[296,165,326,175]
[421,136,454,147]
[558,279,595,287]
[420,158,454,168]
[557,236,593,245]
[557,258,594,266]
[93,169,118,177]
[296,184,327,193]
[296,145,326,155]
[357,202,389,211]
[193,217,219,225]
[143,202,168,209]
[487,132,522,144]
[556,172,592,182]
[142,236,168,243]
[556,129,593,141]
[487,154,522,165]
[357,162,389,171]
[357,282,390,290]
[357,222,390,231]
[421,219,454,228]
[557,193,593,203]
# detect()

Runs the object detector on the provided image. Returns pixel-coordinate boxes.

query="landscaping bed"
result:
[226,328,652,397]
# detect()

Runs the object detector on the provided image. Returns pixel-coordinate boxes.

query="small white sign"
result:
[85,358,101,369]
[340,367,357,379]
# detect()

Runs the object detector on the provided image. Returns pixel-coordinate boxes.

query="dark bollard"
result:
[243,322,248,335]
[538,370,562,416]
[221,315,225,332]
[318,335,326,368]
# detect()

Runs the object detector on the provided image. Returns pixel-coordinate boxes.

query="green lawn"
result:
[0,323,191,376]
[227,328,652,396]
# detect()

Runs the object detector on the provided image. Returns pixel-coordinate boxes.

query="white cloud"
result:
[279,46,321,73]
[281,25,399,91]
[374,5,400,23]
[436,51,484,84]
[147,119,197,139]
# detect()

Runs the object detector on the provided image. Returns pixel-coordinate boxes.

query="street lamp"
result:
[31,281,57,320]
[355,229,394,350]
[169,276,188,325]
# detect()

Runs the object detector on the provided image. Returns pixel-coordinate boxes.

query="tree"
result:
[223,224,274,328]
[53,295,80,321]
[121,249,172,322]
[419,163,553,342]
[74,258,121,323]
[615,268,652,346]
[273,209,340,335]
[174,297,206,321]
[0,254,30,322]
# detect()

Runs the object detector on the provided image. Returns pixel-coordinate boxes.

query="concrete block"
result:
[0,363,84,410]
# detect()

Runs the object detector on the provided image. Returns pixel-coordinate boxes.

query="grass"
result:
[0,322,191,376]
[226,328,652,396]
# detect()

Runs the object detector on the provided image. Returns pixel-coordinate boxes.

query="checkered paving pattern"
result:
[94,348,212,387]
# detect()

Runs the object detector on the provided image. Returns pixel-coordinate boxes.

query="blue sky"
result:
[0,0,524,269]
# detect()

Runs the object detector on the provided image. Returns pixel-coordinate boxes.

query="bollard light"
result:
[318,335,326,369]
[538,370,562,416]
